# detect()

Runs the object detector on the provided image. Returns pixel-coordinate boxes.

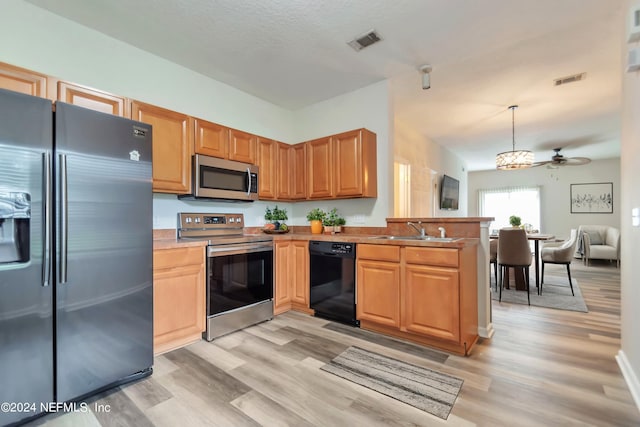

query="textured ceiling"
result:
[26,0,625,171]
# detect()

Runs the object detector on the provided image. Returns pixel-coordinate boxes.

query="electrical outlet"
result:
[352,215,366,225]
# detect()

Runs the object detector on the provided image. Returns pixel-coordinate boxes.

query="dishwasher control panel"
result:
[309,241,356,257]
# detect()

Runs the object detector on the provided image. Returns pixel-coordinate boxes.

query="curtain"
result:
[478,186,541,232]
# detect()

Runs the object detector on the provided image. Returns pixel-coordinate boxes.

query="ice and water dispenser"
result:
[0,192,30,264]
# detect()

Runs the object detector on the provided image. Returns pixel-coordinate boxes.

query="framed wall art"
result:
[570,182,613,214]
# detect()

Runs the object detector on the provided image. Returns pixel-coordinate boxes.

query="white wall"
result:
[290,80,393,227]
[467,158,621,239]
[395,120,469,217]
[618,0,640,409]
[0,0,296,229]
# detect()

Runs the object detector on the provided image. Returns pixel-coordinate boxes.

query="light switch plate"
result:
[629,5,640,42]
[632,207,640,227]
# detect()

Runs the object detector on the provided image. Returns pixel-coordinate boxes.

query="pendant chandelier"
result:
[495,105,534,170]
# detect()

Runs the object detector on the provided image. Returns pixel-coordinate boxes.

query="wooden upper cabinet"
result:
[57,81,128,117]
[257,137,277,200]
[193,118,229,158]
[131,101,192,194]
[291,143,307,200]
[228,128,257,164]
[333,128,377,198]
[276,142,292,200]
[0,61,49,98]
[306,137,333,199]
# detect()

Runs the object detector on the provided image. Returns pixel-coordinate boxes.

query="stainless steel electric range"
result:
[177,213,273,340]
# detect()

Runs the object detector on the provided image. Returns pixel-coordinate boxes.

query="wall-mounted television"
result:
[440,174,459,210]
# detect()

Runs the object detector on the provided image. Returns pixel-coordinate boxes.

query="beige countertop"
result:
[153,230,478,249]
[269,232,478,248]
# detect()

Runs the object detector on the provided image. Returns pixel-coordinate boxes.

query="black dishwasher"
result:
[309,240,359,327]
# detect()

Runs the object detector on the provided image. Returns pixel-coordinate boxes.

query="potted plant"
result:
[306,208,326,234]
[324,208,346,233]
[264,205,288,232]
[509,215,522,228]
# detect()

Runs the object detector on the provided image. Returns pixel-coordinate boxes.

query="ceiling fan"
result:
[532,148,591,168]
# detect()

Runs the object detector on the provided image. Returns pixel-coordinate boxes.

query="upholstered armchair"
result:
[575,225,620,267]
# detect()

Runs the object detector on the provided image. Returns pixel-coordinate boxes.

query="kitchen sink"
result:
[368,235,461,242]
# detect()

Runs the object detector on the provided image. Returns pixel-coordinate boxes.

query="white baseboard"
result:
[478,323,495,339]
[616,349,640,411]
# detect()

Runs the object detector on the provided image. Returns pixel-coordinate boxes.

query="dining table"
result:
[490,232,555,291]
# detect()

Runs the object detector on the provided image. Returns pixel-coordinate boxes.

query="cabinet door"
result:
[153,247,205,354]
[274,241,292,314]
[333,129,377,198]
[290,241,310,307]
[276,143,292,199]
[229,129,257,164]
[356,260,400,327]
[257,138,277,200]
[291,143,307,199]
[306,137,333,199]
[193,118,229,158]
[131,101,192,193]
[403,265,460,342]
[333,130,362,197]
[0,62,48,98]
[57,81,128,117]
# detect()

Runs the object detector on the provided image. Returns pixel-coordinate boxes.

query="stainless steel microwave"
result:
[179,155,258,202]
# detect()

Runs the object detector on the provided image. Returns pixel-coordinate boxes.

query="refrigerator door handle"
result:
[42,152,52,287]
[59,154,68,284]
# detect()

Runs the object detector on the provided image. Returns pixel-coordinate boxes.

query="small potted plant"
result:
[264,205,288,232]
[509,215,522,228]
[324,208,346,233]
[306,208,326,234]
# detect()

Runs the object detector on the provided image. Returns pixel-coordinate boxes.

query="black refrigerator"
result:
[0,89,153,426]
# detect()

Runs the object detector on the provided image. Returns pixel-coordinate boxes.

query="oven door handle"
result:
[207,243,273,257]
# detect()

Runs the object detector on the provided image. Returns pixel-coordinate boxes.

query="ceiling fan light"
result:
[496,150,534,170]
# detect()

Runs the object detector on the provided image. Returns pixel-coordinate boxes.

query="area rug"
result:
[320,346,463,419]
[490,274,588,312]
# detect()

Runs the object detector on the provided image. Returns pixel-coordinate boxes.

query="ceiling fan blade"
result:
[531,160,552,167]
[559,157,591,166]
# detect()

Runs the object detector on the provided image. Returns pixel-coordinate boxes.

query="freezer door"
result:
[54,103,153,402]
[0,89,53,425]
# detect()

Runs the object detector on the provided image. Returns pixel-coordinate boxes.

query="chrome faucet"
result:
[438,226,446,238]
[407,221,426,237]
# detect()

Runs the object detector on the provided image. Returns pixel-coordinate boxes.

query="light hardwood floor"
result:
[29,260,639,426]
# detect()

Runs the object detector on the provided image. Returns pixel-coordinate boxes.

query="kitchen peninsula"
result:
[153,217,492,356]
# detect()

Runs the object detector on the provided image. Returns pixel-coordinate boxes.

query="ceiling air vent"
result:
[554,72,587,86]
[347,30,382,51]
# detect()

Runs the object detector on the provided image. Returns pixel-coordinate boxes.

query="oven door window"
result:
[208,251,273,315]
[200,165,247,192]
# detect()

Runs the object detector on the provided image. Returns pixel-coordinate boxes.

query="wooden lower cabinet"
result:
[403,265,460,342]
[357,243,478,355]
[153,246,205,355]
[274,240,310,315]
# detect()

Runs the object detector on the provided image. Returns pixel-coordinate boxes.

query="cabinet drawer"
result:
[404,247,458,268]
[154,246,204,270]
[358,244,400,262]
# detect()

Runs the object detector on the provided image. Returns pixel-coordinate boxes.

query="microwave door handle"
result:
[246,167,252,197]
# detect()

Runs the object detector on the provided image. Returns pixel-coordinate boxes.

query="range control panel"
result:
[178,213,244,230]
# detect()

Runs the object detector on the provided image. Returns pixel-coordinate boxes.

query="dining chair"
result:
[489,239,498,290]
[498,228,533,305]
[540,229,578,296]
